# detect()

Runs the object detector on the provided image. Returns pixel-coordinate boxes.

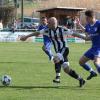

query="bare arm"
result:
[75,17,85,31]
[63,26,90,41]
[78,23,85,31]
[20,31,40,41]
[72,32,91,41]
[25,31,40,38]
[72,17,91,40]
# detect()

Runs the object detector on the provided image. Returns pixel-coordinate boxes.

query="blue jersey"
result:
[85,20,100,47]
[38,24,47,31]
[38,24,51,47]
[38,25,53,60]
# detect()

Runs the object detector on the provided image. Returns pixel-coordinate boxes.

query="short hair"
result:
[85,10,95,17]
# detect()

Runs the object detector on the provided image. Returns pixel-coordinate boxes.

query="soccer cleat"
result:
[79,79,86,87]
[87,72,97,80]
[53,78,60,83]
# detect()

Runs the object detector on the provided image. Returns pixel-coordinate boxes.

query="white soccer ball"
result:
[1,75,11,86]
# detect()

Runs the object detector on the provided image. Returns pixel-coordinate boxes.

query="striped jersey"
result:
[40,26,73,53]
[37,24,51,45]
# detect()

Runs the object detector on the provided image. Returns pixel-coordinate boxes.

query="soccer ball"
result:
[1,75,11,86]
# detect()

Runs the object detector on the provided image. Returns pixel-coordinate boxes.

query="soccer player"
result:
[38,17,53,60]
[75,10,100,80]
[20,17,85,87]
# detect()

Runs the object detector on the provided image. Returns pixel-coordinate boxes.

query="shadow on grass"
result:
[0,61,45,64]
[0,61,30,64]
[0,85,100,91]
[0,85,81,90]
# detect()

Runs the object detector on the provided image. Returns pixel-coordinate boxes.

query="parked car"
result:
[16,17,40,29]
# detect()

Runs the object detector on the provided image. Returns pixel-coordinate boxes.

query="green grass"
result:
[0,42,100,100]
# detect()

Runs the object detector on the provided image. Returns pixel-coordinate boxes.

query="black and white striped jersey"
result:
[40,26,73,53]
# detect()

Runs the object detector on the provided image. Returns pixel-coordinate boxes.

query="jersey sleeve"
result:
[39,28,49,36]
[39,29,45,35]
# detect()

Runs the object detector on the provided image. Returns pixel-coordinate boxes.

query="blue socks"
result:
[80,63,92,71]
[80,63,96,74]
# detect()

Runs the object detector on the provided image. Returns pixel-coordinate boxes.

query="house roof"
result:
[37,6,86,12]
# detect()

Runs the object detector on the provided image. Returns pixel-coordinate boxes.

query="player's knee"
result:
[63,63,70,73]
[64,68,70,73]
[62,62,69,69]
[79,59,84,66]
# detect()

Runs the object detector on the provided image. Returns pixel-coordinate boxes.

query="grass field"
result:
[0,42,100,100]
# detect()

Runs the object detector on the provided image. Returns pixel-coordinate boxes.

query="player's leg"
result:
[52,52,65,83]
[94,49,100,73]
[60,47,85,87]
[42,41,53,60]
[94,57,100,73]
[63,65,86,87]
[53,53,85,87]
[53,62,61,83]
[79,49,97,80]
[79,56,93,72]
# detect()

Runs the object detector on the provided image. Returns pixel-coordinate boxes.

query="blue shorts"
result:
[84,47,100,60]
[43,35,52,50]
[44,41,52,50]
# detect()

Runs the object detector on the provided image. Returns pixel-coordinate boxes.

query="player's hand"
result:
[53,56,60,63]
[20,35,28,41]
[75,17,80,25]
[53,53,64,63]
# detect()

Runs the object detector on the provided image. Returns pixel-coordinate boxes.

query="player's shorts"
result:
[84,47,100,60]
[44,41,52,50]
[43,35,52,50]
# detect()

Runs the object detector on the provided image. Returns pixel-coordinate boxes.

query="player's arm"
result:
[73,18,91,40]
[63,27,90,41]
[72,32,91,41]
[20,31,40,41]
[20,29,45,41]
[78,23,85,31]
[75,17,85,31]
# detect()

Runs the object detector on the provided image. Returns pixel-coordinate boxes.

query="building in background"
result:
[0,0,18,27]
[37,7,86,27]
